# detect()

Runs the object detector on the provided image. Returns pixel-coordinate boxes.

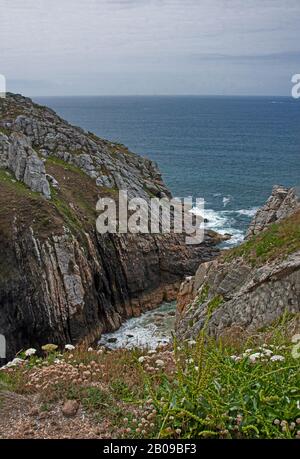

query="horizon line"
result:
[29,93,293,98]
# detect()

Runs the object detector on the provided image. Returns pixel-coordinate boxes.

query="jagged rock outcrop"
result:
[0,93,222,359]
[245,185,300,239]
[176,188,300,340]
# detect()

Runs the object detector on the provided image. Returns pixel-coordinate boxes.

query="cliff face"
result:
[0,94,221,359]
[245,185,300,239]
[176,187,300,340]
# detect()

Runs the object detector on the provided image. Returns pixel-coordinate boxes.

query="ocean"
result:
[35,96,300,246]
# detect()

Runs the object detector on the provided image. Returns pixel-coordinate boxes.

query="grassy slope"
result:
[0,315,299,439]
[223,210,300,266]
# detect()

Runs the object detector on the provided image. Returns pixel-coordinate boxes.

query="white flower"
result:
[155,359,165,367]
[187,358,194,364]
[188,340,196,346]
[270,355,285,362]
[249,352,263,362]
[97,349,104,355]
[148,350,156,355]
[195,366,199,372]
[245,349,252,354]
[54,358,61,364]
[88,347,93,352]
[65,344,75,351]
[231,355,242,362]
[6,358,24,368]
[138,356,145,363]
[263,349,273,357]
[25,348,37,357]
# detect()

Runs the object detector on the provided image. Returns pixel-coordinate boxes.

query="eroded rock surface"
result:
[245,185,300,239]
[176,188,300,340]
[0,93,221,359]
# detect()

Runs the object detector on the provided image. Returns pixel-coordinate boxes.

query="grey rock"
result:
[245,185,300,239]
[176,187,300,340]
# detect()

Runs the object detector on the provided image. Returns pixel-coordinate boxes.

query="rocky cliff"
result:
[0,93,222,359]
[176,186,300,340]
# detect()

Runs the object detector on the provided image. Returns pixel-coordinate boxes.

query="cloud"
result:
[0,0,299,95]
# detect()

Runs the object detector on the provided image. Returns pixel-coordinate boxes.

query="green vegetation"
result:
[46,156,86,175]
[206,294,223,312]
[197,284,209,303]
[0,127,11,136]
[0,168,40,197]
[224,211,300,266]
[1,315,299,439]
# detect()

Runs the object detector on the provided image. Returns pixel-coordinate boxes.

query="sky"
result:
[0,0,300,96]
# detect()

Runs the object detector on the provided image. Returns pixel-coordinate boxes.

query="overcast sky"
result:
[1,0,300,96]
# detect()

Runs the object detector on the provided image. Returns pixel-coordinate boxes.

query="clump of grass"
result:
[139,328,300,439]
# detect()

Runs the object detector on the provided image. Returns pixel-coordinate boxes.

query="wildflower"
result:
[296,418,300,424]
[88,347,93,352]
[188,340,196,346]
[155,359,165,367]
[123,418,129,424]
[273,419,280,425]
[148,350,156,355]
[65,344,75,351]
[54,359,61,364]
[270,355,285,362]
[5,358,24,368]
[262,349,273,357]
[195,366,199,372]
[42,344,58,353]
[249,352,263,362]
[138,356,145,363]
[187,358,194,364]
[25,348,37,357]
[230,355,242,362]
[175,428,182,435]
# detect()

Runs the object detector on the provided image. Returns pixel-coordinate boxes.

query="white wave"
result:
[221,229,244,248]
[222,196,232,207]
[236,207,259,217]
[191,206,246,248]
[99,302,176,350]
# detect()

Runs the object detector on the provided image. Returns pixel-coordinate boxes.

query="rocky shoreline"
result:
[0,93,223,359]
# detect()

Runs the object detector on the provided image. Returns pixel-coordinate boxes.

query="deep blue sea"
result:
[35,96,300,246]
